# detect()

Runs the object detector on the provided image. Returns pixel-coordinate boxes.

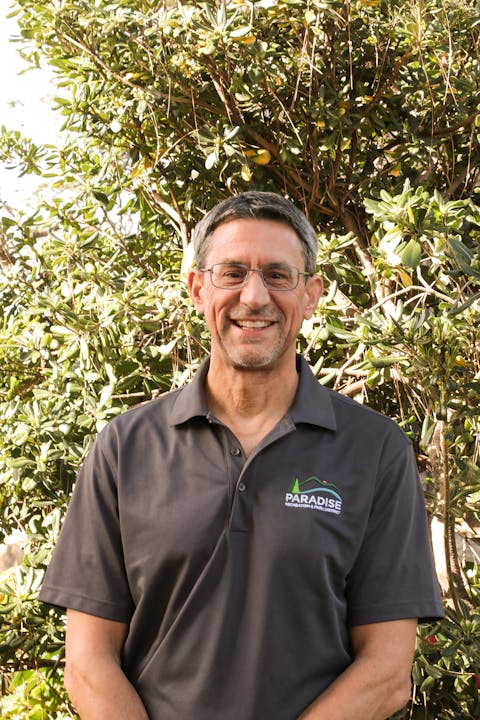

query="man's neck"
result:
[204,356,299,455]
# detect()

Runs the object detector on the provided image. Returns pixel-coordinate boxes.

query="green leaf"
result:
[205,151,217,169]
[420,675,436,692]
[229,26,254,38]
[424,663,444,679]
[93,190,109,205]
[400,238,422,269]
[368,355,407,368]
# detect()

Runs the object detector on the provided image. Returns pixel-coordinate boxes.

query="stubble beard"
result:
[226,346,284,370]
[219,323,288,371]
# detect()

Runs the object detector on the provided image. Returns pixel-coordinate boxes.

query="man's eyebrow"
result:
[215,260,291,268]
[261,262,292,269]
[217,259,247,265]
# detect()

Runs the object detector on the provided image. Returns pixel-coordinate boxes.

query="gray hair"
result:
[192,191,318,274]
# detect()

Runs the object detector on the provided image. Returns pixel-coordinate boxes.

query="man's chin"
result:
[227,350,281,370]
[216,335,289,371]
[232,360,273,370]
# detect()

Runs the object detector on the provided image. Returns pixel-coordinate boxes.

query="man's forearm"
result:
[65,656,149,720]
[297,619,417,720]
[297,656,411,720]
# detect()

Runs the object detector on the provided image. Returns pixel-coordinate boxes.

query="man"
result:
[40,192,443,719]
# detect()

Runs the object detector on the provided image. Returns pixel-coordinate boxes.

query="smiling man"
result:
[40,192,443,720]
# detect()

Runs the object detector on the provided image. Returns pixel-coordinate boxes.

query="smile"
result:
[232,320,275,329]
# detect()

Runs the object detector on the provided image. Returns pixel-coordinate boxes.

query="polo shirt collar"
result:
[290,355,337,431]
[170,355,337,432]
[169,358,211,425]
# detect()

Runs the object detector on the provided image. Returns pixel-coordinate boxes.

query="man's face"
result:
[188,218,323,372]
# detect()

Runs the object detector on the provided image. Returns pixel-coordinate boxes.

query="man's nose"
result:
[239,269,271,307]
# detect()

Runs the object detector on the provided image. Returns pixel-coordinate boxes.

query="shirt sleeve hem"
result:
[348,601,445,626]
[38,585,133,623]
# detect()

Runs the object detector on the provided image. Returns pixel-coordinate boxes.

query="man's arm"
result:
[65,609,149,720]
[298,618,417,720]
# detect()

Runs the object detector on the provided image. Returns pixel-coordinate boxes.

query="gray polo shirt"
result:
[40,356,443,719]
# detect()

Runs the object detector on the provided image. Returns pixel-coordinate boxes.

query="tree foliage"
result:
[1,0,480,717]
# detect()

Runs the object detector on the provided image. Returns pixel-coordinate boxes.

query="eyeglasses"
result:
[200,263,311,291]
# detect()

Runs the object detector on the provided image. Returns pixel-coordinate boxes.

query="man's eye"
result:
[265,269,290,282]
[216,265,247,283]
[223,269,245,279]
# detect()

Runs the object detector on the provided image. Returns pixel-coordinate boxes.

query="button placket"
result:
[219,432,251,532]
[213,426,245,527]
[230,447,247,493]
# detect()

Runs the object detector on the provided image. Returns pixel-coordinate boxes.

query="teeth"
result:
[234,320,272,328]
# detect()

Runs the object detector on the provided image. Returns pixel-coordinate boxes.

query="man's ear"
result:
[303,275,323,320]
[188,268,205,315]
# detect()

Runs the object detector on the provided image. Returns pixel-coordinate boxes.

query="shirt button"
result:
[238,482,246,492]
[231,447,241,456]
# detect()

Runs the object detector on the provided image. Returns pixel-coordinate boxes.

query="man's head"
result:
[192,191,318,274]
[188,194,323,373]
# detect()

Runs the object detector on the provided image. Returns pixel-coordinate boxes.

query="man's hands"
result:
[65,609,149,720]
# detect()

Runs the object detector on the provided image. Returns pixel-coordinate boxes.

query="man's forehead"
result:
[203,221,305,273]
[210,216,296,233]
[207,217,303,251]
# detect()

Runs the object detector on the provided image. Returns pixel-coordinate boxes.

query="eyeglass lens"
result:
[210,263,298,290]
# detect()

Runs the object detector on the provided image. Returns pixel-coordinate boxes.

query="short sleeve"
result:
[39,427,134,622]
[346,439,443,626]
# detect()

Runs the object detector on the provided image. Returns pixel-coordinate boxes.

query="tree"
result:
[1,0,480,716]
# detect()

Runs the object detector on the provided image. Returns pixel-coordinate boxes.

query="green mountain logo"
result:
[288,475,342,502]
[290,477,301,494]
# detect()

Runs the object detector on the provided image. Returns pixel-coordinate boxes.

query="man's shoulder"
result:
[298,356,406,445]
[89,358,200,451]
[322,383,409,446]
[327,385,396,422]
[98,385,188,440]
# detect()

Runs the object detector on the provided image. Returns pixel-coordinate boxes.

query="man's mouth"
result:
[231,319,274,329]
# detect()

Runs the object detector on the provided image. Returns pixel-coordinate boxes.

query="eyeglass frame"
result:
[199,262,313,292]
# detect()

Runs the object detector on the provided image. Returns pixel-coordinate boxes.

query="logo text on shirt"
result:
[284,476,343,515]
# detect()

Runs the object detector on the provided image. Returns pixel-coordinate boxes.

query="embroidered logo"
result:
[284,476,343,515]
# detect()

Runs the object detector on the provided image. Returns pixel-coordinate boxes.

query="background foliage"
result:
[1,0,480,717]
